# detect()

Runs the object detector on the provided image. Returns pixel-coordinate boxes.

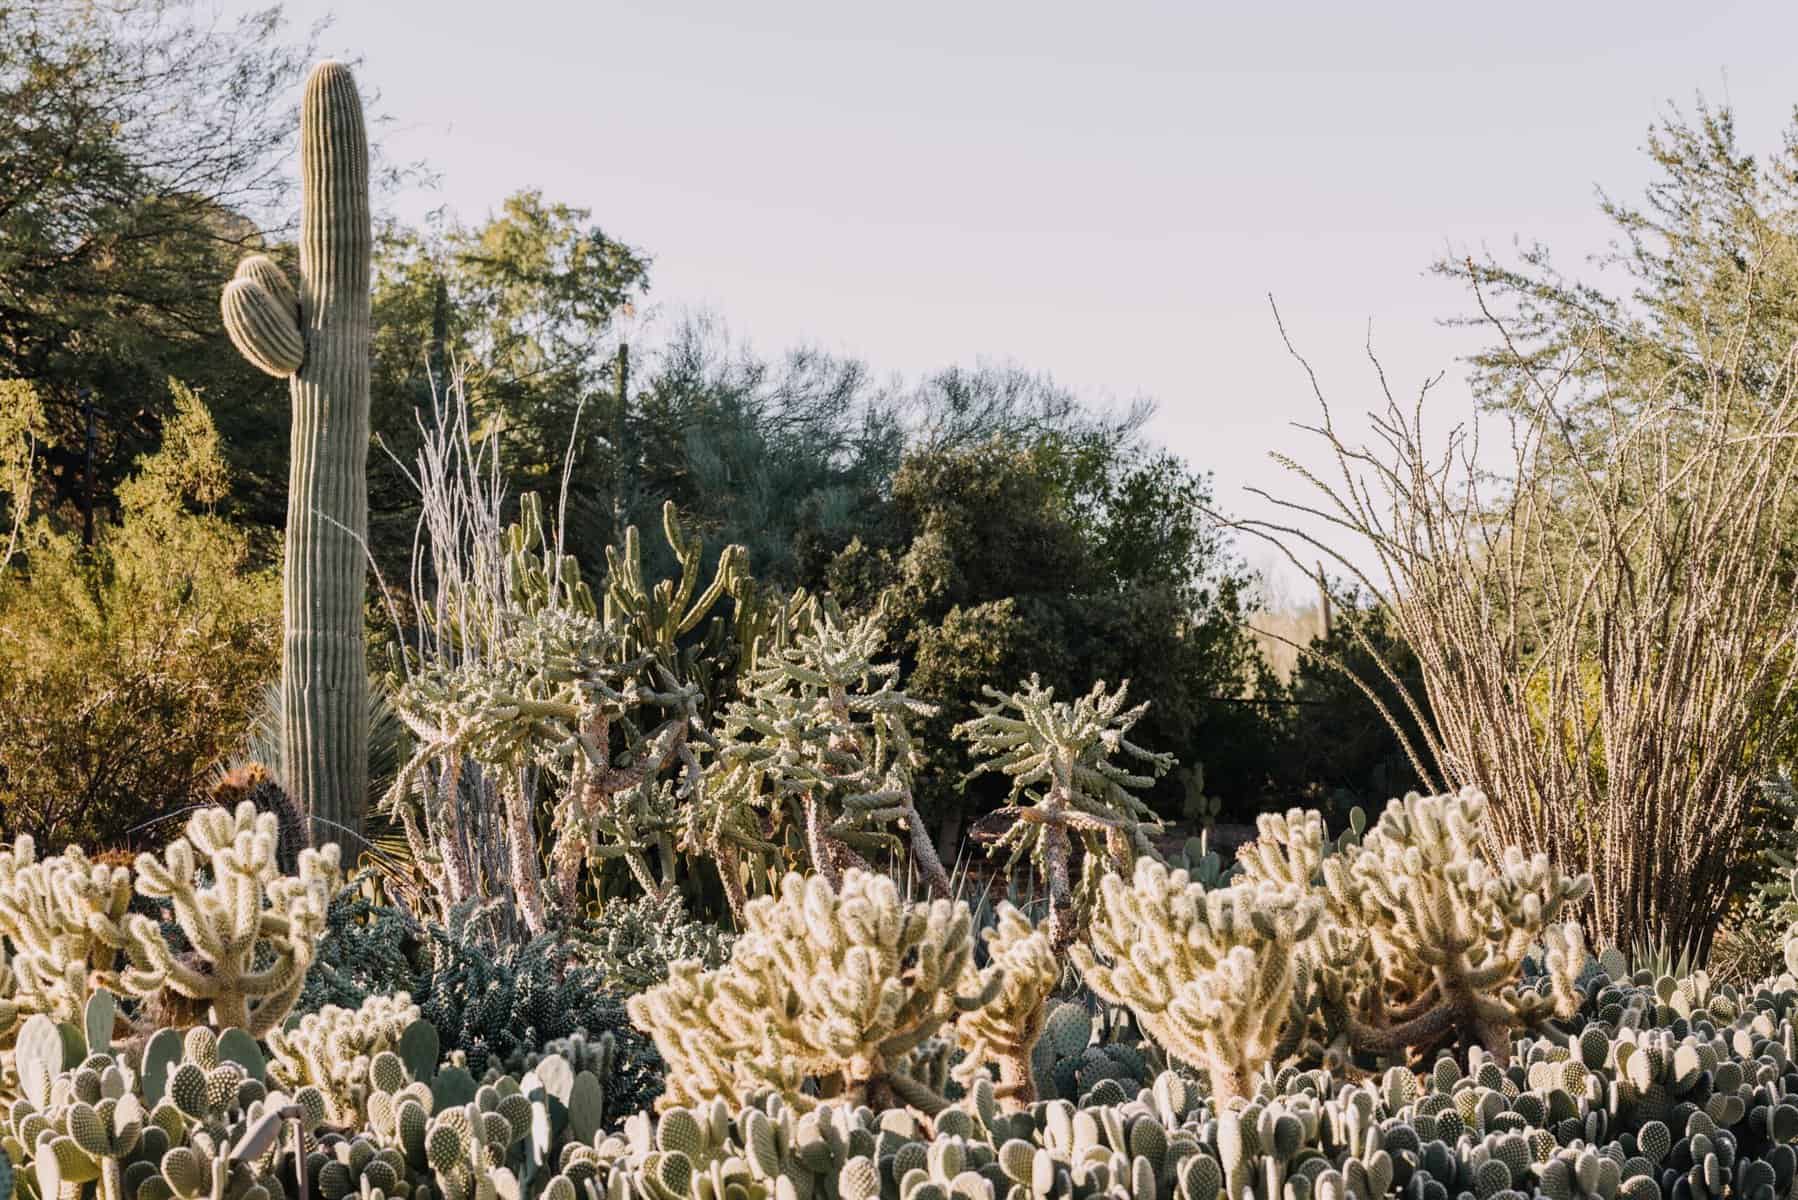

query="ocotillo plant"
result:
[221,61,372,844]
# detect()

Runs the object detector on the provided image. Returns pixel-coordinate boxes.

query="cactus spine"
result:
[221,61,372,843]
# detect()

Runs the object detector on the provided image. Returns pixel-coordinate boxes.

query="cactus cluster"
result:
[628,869,1054,1114]
[0,989,625,1200]
[587,894,734,996]
[706,608,949,900]
[389,494,750,934]
[1,803,338,1045]
[121,803,344,1039]
[412,907,661,1115]
[1075,791,1590,1103]
[293,880,419,1016]
[1075,858,1323,1103]
[0,836,133,1028]
[515,948,1798,1200]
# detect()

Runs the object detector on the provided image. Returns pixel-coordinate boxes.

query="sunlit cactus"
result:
[220,59,373,845]
[954,675,1174,951]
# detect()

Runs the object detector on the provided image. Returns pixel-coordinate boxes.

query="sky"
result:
[222,0,1798,595]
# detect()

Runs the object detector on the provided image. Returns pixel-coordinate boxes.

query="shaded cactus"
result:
[220,60,373,846]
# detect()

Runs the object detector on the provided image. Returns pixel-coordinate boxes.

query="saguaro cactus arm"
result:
[222,59,372,846]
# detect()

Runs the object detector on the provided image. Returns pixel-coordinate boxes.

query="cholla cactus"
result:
[627,868,1000,1113]
[1073,857,1322,1103]
[0,835,133,1025]
[589,893,734,995]
[120,802,342,1037]
[706,608,949,896]
[952,903,1058,1108]
[1314,788,1591,1063]
[266,992,427,1125]
[390,494,710,932]
[954,676,1174,950]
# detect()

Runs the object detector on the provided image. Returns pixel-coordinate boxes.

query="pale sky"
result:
[226,0,1798,593]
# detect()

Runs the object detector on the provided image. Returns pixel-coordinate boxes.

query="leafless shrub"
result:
[1237,277,1798,955]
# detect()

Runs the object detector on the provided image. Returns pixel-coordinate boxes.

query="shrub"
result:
[0,382,279,847]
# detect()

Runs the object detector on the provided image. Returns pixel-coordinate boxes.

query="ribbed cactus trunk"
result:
[221,61,370,846]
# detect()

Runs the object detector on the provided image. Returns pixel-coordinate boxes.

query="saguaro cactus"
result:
[221,60,372,843]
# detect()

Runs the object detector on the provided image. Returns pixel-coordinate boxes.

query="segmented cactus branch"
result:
[705,609,949,895]
[120,802,343,1036]
[952,903,1058,1108]
[955,675,1174,951]
[1074,857,1321,1104]
[0,836,132,1025]
[1315,788,1592,1064]
[627,868,1000,1112]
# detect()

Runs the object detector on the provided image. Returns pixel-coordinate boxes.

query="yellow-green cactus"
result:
[0,835,133,1025]
[1073,858,1322,1104]
[954,676,1173,952]
[952,903,1058,1108]
[265,992,425,1125]
[627,868,1001,1113]
[1314,788,1590,1063]
[120,803,342,1037]
[220,59,373,844]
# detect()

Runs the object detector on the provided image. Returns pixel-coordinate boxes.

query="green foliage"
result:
[367,191,651,571]
[295,879,421,1015]
[1258,599,1429,816]
[826,437,1259,855]
[0,382,280,846]
[412,904,663,1117]
[0,381,44,569]
[1444,98,1798,425]
[0,1,316,532]
[613,317,904,587]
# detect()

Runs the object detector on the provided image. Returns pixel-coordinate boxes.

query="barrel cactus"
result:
[220,59,373,844]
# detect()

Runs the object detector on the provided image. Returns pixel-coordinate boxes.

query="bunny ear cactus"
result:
[954,675,1174,952]
[627,868,1002,1114]
[220,59,373,846]
[120,803,343,1038]
[1072,857,1322,1105]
